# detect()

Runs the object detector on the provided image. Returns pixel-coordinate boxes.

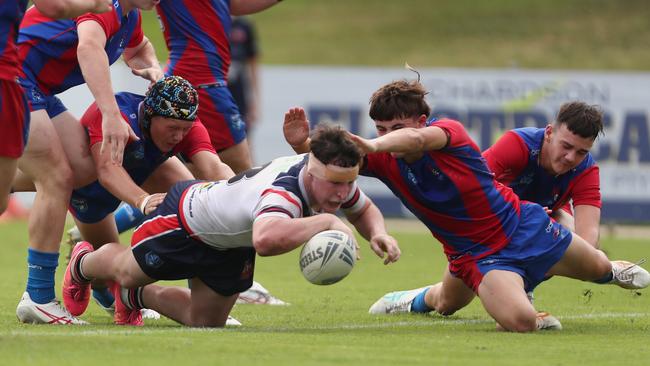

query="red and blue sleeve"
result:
[482,131,529,184]
[175,120,217,158]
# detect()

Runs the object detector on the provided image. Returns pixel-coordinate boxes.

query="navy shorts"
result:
[69,181,122,224]
[449,202,572,293]
[130,180,255,296]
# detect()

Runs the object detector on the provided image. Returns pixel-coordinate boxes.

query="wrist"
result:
[135,193,151,214]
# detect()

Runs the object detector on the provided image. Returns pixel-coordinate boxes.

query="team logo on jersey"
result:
[406,169,418,185]
[545,221,553,233]
[129,144,145,160]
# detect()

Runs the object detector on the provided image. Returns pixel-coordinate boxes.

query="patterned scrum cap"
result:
[143,76,199,123]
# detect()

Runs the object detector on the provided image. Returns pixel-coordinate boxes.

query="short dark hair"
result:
[369,80,431,121]
[309,124,361,168]
[555,101,604,140]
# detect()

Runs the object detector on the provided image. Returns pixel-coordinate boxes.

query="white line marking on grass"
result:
[4,312,648,336]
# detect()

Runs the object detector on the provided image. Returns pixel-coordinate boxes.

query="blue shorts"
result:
[69,182,121,224]
[450,202,572,293]
[130,180,255,296]
[196,83,247,151]
[18,77,67,118]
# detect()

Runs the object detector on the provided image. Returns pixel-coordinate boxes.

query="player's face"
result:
[149,116,193,153]
[308,175,354,214]
[543,123,594,175]
[374,115,426,159]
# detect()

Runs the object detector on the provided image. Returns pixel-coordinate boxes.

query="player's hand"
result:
[90,0,113,13]
[100,113,139,166]
[543,206,552,215]
[283,107,310,151]
[144,193,166,214]
[132,67,164,85]
[346,132,377,154]
[369,233,401,265]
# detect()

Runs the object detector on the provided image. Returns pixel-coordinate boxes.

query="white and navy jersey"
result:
[178,154,367,250]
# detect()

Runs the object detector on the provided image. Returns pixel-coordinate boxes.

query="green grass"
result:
[141,0,650,70]
[0,220,649,365]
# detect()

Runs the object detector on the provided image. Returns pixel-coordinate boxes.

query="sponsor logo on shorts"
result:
[145,251,163,268]
[240,259,253,279]
[71,198,88,213]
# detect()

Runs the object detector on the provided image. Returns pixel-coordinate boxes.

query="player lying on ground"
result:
[63,125,401,326]
[282,80,650,332]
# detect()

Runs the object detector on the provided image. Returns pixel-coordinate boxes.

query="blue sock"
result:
[410,288,433,313]
[26,248,58,304]
[593,271,613,284]
[92,288,115,308]
[114,204,145,233]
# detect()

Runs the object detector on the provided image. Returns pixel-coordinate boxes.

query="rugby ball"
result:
[299,230,357,285]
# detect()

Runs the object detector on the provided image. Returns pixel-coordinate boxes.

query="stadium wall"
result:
[57,63,650,222]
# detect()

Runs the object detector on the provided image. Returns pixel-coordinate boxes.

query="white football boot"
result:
[226,316,242,326]
[16,292,87,325]
[536,312,562,330]
[368,286,432,314]
[610,260,650,289]
[236,281,289,305]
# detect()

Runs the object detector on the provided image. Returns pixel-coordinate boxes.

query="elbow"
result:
[252,232,275,257]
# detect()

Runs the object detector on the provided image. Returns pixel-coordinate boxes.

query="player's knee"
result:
[188,313,225,328]
[435,300,461,316]
[502,313,537,333]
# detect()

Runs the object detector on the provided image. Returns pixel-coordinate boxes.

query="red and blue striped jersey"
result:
[17,0,143,95]
[361,119,522,261]
[155,0,231,85]
[0,0,27,80]
[483,127,601,211]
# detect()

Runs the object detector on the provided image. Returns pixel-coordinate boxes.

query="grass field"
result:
[141,0,650,70]
[0,220,648,365]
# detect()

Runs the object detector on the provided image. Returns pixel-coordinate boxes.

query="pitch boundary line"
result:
[2,312,648,336]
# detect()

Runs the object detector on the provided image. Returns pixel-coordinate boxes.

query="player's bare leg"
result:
[218,139,252,174]
[0,157,18,214]
[15,110,81,324]
[424,267,475,315]
[477,270,538,332]
[143,278,238,327]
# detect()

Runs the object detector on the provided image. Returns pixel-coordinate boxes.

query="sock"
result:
[114,204,145,233]
[410,288,433,313]
[123,287,145,310]
[93,288,115,308]
[26,248,58,304]
[593,271,614,284]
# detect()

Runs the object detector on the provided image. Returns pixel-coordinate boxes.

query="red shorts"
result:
[0,79,30,158]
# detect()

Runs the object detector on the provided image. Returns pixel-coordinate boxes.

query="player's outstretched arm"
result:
[33,0,111,18]
[345,199,400,265]
[283,107,311,154]
[348,126,449,155]
[252,215,354,257]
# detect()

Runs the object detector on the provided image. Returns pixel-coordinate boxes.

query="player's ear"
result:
[417,114,427,127]
[544,124,554,141]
